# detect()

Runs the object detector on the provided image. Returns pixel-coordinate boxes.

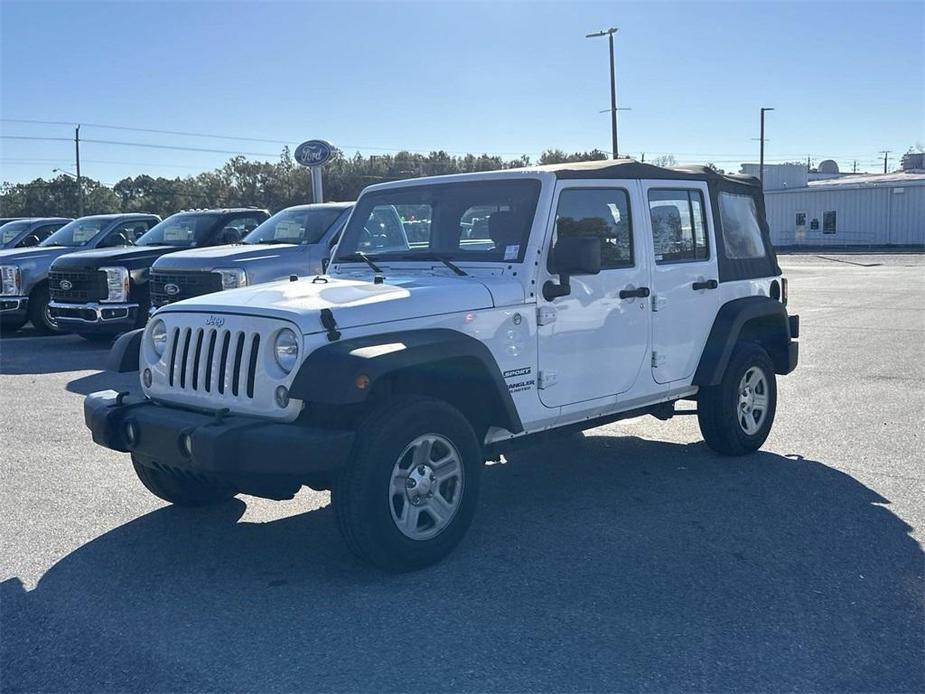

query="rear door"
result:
[642,181,720,384]
[537,180,651,407]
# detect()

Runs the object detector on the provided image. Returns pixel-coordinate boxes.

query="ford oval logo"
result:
[205,315,225,327]
[59,279,73,291]
[164,283,180,296]
[294,139,334,167]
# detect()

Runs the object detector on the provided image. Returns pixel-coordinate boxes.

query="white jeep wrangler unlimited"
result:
[86,160,799,570]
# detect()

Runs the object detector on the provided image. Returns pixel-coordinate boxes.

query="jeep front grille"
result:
[166,326,260,398]
[150,270,223,306]
[48,270,107,302]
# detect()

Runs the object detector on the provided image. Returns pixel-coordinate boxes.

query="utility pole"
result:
[879,150,891,174]
[74,124,83,217]
[759,107,774,189]
[586,27,620,159]
[853,160,858,174]
[806,155,812,171]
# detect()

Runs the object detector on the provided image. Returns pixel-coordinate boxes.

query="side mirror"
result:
[20,234,40,247]
[544,236,601,301]
[221,227,242,244]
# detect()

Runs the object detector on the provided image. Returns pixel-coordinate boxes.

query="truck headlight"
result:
[100,266,129,303]
[213,268,247,290]
[273,328,299,374]
[150,319,167,357]
[0,266,22,296]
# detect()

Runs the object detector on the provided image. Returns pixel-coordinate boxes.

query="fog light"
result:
[124,421,138,448]
[355,374,370,390]
[142,368,152,387]
[179,432,193,458]
[275,385,290,408]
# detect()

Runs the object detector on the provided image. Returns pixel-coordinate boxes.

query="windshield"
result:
[334,180,541,264]
[41,217,110,247]
[244,206,346,245]
[136,212,220,247]
[0,221,30,245]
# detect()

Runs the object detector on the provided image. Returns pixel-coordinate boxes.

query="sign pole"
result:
[311,165,323,203]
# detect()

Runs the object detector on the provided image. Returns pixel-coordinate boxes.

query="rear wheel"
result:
[697,342,777,455]
[28,284,63,335]
[132,456,238,506]
[333,396,482,571]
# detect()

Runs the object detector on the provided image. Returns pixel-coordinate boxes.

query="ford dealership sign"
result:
[294,140,334,167]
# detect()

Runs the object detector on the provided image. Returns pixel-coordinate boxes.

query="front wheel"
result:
[333,396,482,571]
[132,457,238,506]
[28,284,64,335]
[697,342,777,455]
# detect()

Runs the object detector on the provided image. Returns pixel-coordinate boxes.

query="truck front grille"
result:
[150,271,223,306]
[166,326,260,399]
[48,270,107,302]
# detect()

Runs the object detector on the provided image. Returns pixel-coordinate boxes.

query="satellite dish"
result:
[818,159,839,174]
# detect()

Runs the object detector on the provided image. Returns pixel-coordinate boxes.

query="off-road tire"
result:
[333,396,482,571]
[28,284,62,335]
[698,342,777,455]
[132,456,238,506]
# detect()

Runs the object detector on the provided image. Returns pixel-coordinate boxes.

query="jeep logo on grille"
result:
[59,279,73,291]
[164,283,180,296]
[205,315,225,327]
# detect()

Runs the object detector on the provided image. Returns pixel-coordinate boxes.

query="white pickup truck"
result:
[85,160,799,570]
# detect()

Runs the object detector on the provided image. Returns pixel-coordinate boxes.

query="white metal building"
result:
[740,163,925,247]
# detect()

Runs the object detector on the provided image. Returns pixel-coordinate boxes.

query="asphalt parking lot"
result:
[1,253,923,693]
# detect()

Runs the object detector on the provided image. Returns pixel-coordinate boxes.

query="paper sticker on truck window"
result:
[504,244,520,260]
[72,225,99,242]
[273,221,303,240]
[164,224,192,242]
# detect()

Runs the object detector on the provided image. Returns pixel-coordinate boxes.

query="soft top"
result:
[523,159,760,188]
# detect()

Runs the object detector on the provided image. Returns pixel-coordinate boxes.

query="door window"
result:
[648,189,708,263]
[554,188,633,268]
[823,210,837,234]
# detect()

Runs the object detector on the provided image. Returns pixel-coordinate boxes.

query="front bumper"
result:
[0,296,28,320]
[84,390,354,497]
[49,301,139,332]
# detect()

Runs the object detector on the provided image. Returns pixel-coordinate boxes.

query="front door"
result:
[643,182,720,384]
[537,182,651,408]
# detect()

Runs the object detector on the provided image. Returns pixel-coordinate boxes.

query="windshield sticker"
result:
[274,221,303,240]
[164,224,192,242]
[504,244,520,261]
[1,230,17,243]
[72,225,99,242]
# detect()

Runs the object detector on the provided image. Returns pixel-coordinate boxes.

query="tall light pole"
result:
[74,125,83,216]
[586,27,620,159]
[759,107,774,189]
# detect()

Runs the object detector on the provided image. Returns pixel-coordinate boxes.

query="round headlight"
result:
[151,319,167,357]
[274,328,299,374]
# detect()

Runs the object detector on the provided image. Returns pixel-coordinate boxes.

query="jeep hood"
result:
[158,274,504,334]
[152,243,301,271]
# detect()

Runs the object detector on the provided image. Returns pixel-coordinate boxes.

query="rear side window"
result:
[648,189,708,264]
[555,188,633,268]
[719,193,766,259]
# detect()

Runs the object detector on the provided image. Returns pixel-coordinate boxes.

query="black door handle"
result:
[692,279,718,291]
[619,286,651,299]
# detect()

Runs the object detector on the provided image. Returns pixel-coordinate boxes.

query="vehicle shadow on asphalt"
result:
[2,436,922,692]
[0,332,111,375]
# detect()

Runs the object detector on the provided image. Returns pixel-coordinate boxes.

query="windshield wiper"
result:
[341,252,383,274]
[392,253,468,276]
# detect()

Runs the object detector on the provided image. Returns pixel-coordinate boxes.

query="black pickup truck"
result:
[48,208,268,340]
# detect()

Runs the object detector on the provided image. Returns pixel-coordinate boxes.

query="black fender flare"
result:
[290,328,524,434]
[107,328,143,372]
[693,296,794,386]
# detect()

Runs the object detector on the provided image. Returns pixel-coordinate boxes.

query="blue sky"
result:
[1,0,922,185]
